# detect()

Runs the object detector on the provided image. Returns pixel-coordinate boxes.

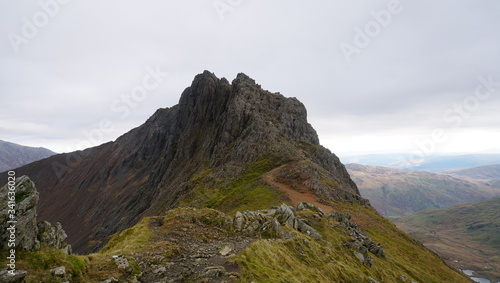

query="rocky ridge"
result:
[1,71,362,253]
[96,202,386,282]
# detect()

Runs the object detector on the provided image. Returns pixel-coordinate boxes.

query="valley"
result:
[394,197,500,282]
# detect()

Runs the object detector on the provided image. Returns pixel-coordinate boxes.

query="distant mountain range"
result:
[342,153,500,172]
[346,163,500,217]
[0,140,56,172]
[394,197,500,282]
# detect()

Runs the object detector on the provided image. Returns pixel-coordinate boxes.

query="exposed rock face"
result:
[0,176,40,251]
[0,176,71,254]
[1,71,363,253]
[38,221,72,253]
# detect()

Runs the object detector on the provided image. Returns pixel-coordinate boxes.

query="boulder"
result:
[297,202,326,217]
[50,266,66,277]
[204,266,226,278]
[219,245,234,256]
[0,269,28,283]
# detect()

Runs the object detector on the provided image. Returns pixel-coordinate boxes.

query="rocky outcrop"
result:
[0,176,71,253]
[0,176,40,251]
[330,211,385,266]
[223,203,323,240]
[2,71,364,253]
[38,221,72,254]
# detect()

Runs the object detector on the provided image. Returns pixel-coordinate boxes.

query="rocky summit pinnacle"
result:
[1,71,363,253]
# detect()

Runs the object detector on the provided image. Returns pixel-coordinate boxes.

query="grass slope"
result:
[179,157,288,214]
[395,197,500,282]
[238,202,470,282]
[6,205,468,282]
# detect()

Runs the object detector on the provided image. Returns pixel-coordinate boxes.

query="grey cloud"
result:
[0,0,499,154]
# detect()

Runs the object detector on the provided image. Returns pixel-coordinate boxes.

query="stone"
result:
[397,275,408,281]
[353,251,365,263]
[204,266,226,278]
[296,202,326,217]
[275,204,296,227]
[113,255,130,270]
[296,219,322,240]
[152,265,166,275]
[233,212,244,231]
[100,278,119,283]
[0,269,28,283]
[0,176,40,251]
[219,245,234,256]
[51,266,66,277]
[38,221,70,251]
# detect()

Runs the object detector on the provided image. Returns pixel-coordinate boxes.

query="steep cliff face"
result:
[1,71,361,253]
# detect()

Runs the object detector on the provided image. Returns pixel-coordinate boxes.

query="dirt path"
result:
[264,167,334,214]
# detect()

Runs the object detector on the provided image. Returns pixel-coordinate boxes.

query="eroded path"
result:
[264,167,334,214]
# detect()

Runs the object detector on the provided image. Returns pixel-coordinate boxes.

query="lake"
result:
[461,269,492,283]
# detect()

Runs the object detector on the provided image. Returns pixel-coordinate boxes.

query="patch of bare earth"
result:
[263,167,334,214]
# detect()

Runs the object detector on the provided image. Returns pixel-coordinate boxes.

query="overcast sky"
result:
[1,1,499,157]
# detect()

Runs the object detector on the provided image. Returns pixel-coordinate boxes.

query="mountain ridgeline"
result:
[0,140,55,172]
[2,71,361,254]
[0,72,474,282]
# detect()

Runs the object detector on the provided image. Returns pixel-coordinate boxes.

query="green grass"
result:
[180,157,286,214]
[233,200,471,283]
[100,216,153,255]
[0,244,86,282]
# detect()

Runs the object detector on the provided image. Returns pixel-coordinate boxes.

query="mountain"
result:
[0,71,362,254]
[346,163,500,217]
[394,197,500,282]
[412,155,500,172]
[0,140,55,172]
[443,164,500,184]
[0,71,471,282]
[342,153,500,172]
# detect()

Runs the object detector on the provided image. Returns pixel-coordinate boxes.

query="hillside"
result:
[443,164,500,184]
[0,71,472,282]
[1,177,471,282]
[346,163,500,217]
[395,197,500,282]
[0,140,55,172]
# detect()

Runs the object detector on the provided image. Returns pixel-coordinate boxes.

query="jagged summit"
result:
[1,71,361,253]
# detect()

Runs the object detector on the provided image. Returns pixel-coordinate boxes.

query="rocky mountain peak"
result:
[2,71,361,253]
